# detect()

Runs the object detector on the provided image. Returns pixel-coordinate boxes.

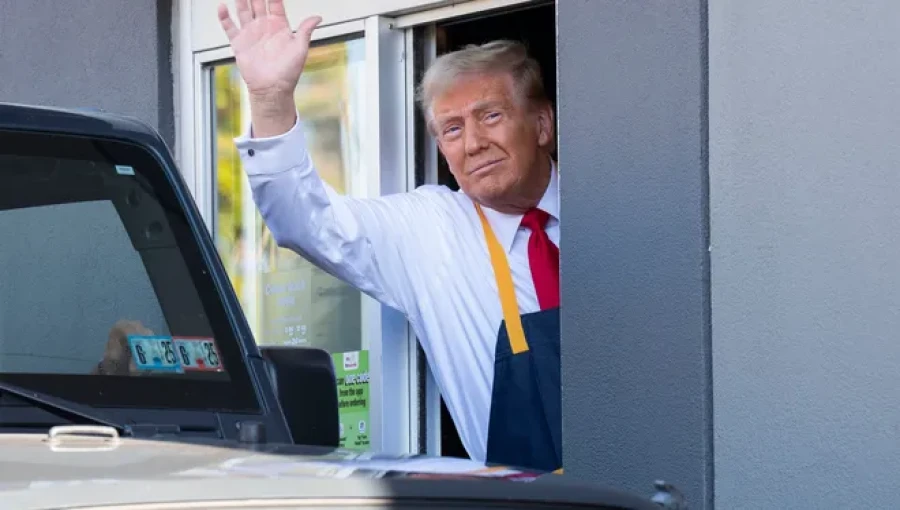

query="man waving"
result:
[218,0,561,472]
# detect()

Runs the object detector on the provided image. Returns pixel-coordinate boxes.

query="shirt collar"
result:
[478,160,559,254]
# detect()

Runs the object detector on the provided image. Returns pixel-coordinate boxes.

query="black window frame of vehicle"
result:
[0,126,261,413]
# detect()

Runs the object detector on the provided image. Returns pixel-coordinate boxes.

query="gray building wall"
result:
[560,0,900,508]
[558,1,712,508]
[709,1,900,509]
[0,0,175,148]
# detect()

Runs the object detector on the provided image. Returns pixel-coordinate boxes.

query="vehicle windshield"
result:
[0,128,259,412]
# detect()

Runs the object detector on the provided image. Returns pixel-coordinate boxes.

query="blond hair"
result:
[416,40,549,130]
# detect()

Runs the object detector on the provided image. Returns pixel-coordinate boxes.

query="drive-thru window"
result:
[176,0,556,458]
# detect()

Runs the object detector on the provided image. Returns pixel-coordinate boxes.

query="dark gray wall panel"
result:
[558,1,711,508]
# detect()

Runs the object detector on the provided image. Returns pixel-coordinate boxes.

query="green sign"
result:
[332,350,370,450]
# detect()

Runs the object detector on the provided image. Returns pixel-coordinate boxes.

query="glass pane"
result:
[0,130,260,411]
[212,38,365,355]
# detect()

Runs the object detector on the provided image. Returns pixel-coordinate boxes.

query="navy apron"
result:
[475,203,562,473]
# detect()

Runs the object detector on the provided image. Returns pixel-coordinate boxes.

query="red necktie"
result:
[521,208,560,310]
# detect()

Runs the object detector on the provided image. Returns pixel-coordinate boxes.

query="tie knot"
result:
[521,207,550,231]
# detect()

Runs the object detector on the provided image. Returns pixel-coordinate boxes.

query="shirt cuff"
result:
[233,111,310,177]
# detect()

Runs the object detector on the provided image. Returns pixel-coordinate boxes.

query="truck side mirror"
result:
[259,346,340,448]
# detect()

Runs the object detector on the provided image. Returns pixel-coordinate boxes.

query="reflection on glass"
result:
[213,39,365,355]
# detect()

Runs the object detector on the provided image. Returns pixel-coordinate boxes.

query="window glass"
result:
[0,131,258,411]
[212,38,366,355]
[0,200,169,375]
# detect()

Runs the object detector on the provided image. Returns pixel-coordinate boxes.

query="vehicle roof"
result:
[0,102,165,150]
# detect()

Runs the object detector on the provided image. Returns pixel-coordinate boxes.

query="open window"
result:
[410,1,557,458]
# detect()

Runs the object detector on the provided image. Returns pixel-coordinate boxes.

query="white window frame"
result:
[187,0,532,53]
[174,0,540,458]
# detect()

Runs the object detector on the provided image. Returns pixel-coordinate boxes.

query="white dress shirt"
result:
[234,117,560,463]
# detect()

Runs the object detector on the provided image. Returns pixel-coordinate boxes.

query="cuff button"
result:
[248,148,255,157]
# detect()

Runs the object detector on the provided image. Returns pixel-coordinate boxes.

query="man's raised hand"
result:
[218,0,322,136]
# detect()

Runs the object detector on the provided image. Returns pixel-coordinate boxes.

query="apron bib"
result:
[475,203,562,472]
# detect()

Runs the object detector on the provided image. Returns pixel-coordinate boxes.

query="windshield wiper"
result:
[0,380,130,436]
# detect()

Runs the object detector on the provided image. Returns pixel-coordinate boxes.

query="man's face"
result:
[431,73,553,211]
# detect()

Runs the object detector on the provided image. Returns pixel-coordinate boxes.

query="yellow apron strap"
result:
[474,203,529,354]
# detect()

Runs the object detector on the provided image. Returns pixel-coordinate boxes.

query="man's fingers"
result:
[250,0,267,19]
[268,0,287,18]
[217,4,240,40]
[294,16,323,43]
[235,0,253,26]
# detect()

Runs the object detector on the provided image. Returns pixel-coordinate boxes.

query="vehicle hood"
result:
[0,433,660,509]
